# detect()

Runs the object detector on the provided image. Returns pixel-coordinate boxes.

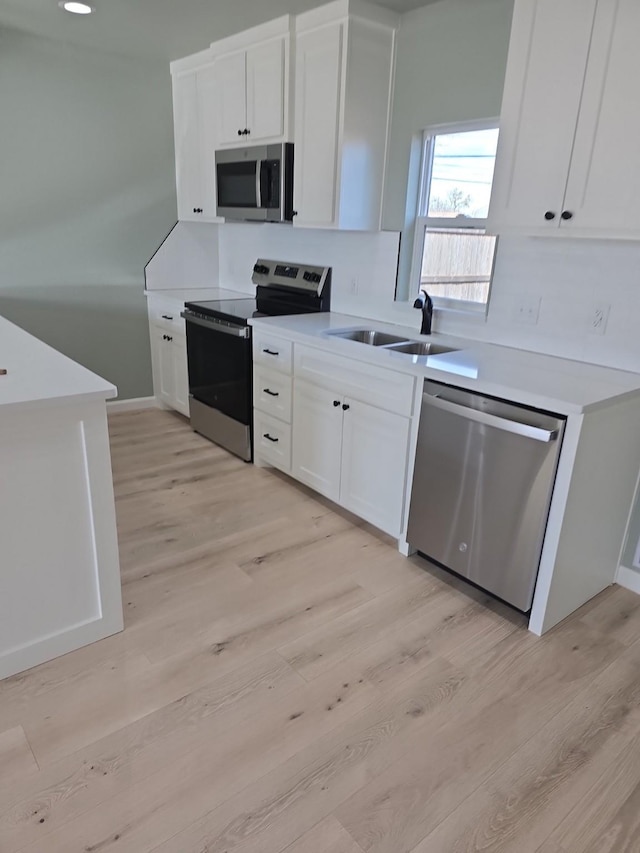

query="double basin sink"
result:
[326,328,457,357]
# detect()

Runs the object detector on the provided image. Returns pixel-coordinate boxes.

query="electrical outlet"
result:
[513,295,541,325]
[349,276,359,295]
[588,302,610,335]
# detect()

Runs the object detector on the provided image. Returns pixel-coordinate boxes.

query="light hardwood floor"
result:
[1,407,640,853]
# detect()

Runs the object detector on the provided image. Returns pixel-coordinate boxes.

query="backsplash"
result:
[148,222,640,376]
[438,236,640,375]
[218,223,400,308]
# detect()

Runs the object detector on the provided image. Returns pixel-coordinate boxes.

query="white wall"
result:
[145,222,221,291]
[0,27,177,400]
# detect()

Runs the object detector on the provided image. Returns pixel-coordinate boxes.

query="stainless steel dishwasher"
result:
[407,381,565,612]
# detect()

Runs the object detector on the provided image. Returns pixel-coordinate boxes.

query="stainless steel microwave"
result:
[215,143,294,222]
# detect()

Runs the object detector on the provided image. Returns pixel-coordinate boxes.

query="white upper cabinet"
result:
[293,1,398,230]
[216,37,288,145]
[215,51,248,144]
[563,0,640,236]
[171,55,222,223]
[196,63,221,219]
[246,39,286,142]
[294,23,343,228]
[489,0,640,239]
[172,70,205,221]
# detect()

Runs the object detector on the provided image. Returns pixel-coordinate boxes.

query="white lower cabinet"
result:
[254,410,292,471]
[340,398,410,536]
[292,380,344,502]
[253,338,416,539]
[291,378,411,536]
[150,325,190,418]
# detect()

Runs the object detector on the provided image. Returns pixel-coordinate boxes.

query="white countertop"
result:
[249,312,640,415]
[145,287,252,303]
[0,315,116,412]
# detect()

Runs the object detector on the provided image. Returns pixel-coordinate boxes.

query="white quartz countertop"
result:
[249,312,640,415]
[145,287,251,303]
[0,315,116,412]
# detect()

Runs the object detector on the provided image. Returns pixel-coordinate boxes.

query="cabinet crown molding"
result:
[296,0,399,33]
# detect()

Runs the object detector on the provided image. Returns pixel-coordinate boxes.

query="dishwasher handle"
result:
[424,392,559,443]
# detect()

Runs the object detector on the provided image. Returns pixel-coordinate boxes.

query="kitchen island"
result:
[0,315,122,679]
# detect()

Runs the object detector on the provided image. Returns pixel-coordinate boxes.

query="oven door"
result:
[183,314,252,426]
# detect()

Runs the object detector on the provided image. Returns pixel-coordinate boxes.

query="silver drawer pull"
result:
[263,348,279,356]
[264,388,279,397]
[263,433,279,443]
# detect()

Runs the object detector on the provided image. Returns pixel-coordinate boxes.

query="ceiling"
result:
[0,0,444,61]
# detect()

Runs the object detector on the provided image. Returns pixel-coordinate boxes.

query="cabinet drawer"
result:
[294,344,415,417]
[147,297,186,334]
[253,332,293,373]
[254,411,291,472]
[254,366,292,422]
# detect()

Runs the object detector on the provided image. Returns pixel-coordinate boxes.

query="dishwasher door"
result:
[407,381,565,612]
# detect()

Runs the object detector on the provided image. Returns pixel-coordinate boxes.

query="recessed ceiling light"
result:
[59,1,94,14]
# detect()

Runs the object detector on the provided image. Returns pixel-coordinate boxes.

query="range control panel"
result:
[252,259,330,294]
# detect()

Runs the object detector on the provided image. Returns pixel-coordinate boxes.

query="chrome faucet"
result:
[413,289,433,335]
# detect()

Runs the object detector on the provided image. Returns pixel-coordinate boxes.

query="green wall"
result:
[382,0,514,299]
[0,27,177,399]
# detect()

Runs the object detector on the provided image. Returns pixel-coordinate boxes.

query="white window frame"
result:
[410,118,500,315]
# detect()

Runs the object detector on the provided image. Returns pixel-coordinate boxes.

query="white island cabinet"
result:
[0,316,123,680]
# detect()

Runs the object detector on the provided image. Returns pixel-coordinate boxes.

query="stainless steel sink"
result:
[387,341,457,356]
[327,329,410,346]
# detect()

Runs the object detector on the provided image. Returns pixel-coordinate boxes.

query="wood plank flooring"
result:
[1,407,640,853]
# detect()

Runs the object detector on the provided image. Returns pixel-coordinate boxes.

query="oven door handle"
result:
[181,312,250,338]
[255,160,263,209]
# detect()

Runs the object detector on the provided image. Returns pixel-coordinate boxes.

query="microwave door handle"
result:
[255,160,263,208]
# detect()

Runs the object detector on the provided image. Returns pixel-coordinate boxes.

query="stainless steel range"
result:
[181,259,331,461]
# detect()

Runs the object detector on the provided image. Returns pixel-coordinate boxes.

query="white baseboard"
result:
[616,564,640,595]
[107,396,159,413]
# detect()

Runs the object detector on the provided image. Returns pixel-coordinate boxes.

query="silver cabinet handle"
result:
[423,393,558,443]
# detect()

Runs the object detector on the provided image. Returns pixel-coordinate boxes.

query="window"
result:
[412,122,499,313]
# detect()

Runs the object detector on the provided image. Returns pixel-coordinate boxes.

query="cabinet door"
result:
[196,63,220,219]
[291,380,343,502]
[216,51,247,144]
[246,38,286,142]
[172,72,203,221]
[562,0,640,236]
[171,335,190,418]
[150,326,175,407]
[293,23,343,228]
[488,0,597,234]
[340,399,410,537]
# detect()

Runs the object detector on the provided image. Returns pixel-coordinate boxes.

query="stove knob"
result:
[253,264,269,276]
